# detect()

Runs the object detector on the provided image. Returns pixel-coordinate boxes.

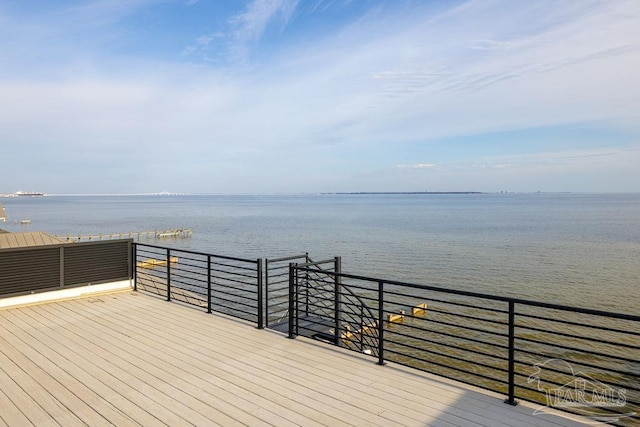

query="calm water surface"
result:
[2,193,638,314]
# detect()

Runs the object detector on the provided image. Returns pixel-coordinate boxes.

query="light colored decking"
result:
[0,290,589,426]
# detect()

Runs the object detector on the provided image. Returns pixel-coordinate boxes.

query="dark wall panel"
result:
[64,241,131,286]
[0,240,131,297]
[0,247,60,295]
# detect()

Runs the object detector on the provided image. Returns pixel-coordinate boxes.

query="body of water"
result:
[1,192,638,314]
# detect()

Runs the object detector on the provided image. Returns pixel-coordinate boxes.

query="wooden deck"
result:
[0,290,589,426]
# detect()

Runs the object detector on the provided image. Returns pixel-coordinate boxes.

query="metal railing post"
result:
[377,280,385,365]
[207,255,212,313]
[360,305,364,351]
[166,248,171,302]
[334,257,342,346]
[505,300,517,405]
[257,258,264,329]
[295,266,300,337]
[132,243,137,291]
[265,259,270,327]
[288,263,296,339]
[304,252,310,316]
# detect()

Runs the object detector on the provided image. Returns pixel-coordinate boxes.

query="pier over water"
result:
[57,228,193,242]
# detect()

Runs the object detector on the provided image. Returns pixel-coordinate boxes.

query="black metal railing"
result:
[287,258,379,355]
[289,265,640,427]
[287,257,341,341]
[265,253,309,328]
[133,243,263,328]
[128,243,638,425]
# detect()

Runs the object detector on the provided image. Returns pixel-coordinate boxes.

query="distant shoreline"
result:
[1,191,588,198]
[322,191,485,195]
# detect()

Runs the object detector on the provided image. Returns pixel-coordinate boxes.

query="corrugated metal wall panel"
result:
[0,247,60,295]
[0,240,131,297]
[63,240,130,286]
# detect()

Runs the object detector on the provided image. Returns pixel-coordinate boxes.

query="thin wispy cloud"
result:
[397,164,437,169]
[0,0,638,193]
[227,0,299,59]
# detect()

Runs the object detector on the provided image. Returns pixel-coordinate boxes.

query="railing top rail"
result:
[293,265,640,322]
[267,254,308,263]
[134,242,258,264]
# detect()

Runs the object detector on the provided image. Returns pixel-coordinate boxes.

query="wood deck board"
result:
[31,302,292,427]
[106,296,473,426]
[61,293,588,427]
[104,295,462,426]
[0,362,51,427]
[10,307,225,427]
[0,386,30,427]
[0,291,589,427]
[0,310,163,426]
[0,336,102,427]
[75,293,587,427]
[58,296,393,427]
[0,386,28,427]
[112,295,578,427]
[30,296,350,427]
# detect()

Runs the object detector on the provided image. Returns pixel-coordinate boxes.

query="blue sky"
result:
[1,0,639,194]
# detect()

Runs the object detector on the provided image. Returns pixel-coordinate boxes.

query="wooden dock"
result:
[57,228,192,242]
[0,290,590,426]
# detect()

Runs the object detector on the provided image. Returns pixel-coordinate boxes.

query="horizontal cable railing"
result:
[133,243,263,328]
[290,265,639,427]
[128,243,637,425]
